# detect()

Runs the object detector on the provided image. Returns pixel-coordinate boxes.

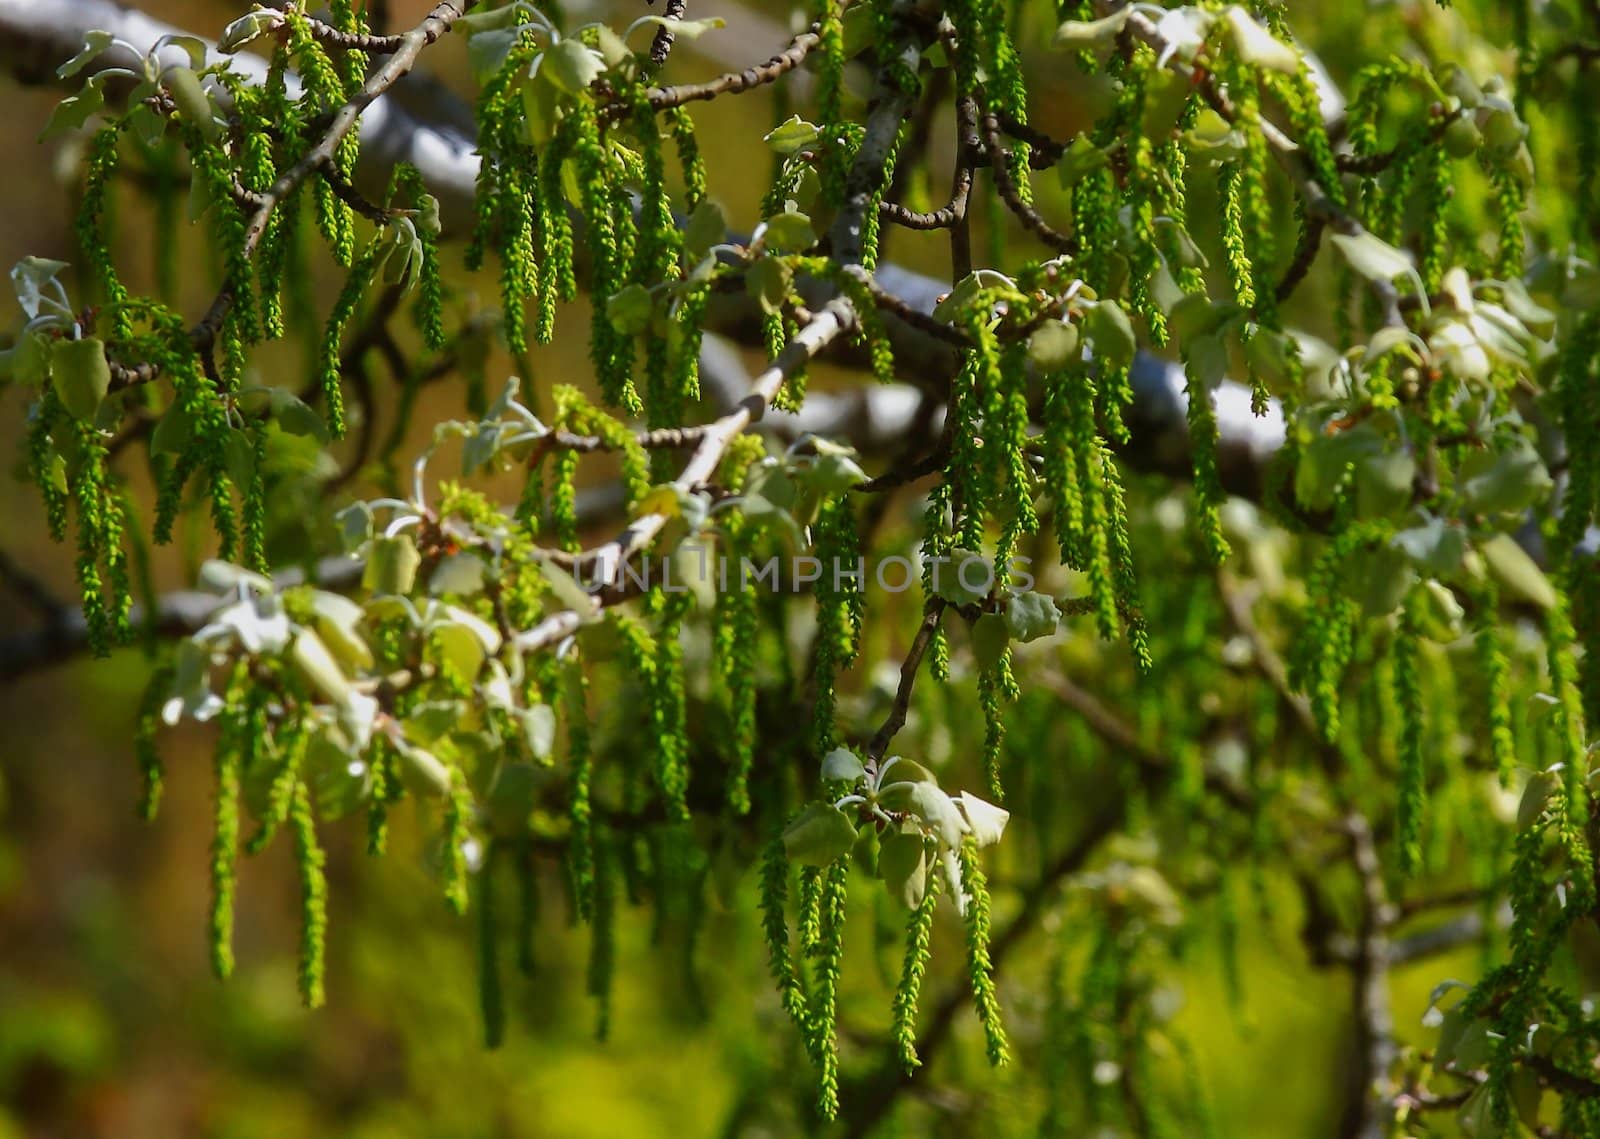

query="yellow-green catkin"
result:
[797,865,824,955]
[571,101,637,413]
[76,128,130,328]
[979,662,1010,799]
[1547,603,1591,857]
[812,858,849,1120]
[246,715,305,855]
[625,607,691,820]
[25,393,69,543]
[1394,605,1427,875]
[209,676,245,981]
[587,837,616,1040]
[290,780,328,1008]
[759,838,814,1051]
[441,762,474,916]
[566,660,596,920]
[134,662,172,820]
[714,520,759,813]
[1472,584,1517,785]
[958,837,1010,1066]
[478,840,506,1048]
[812,497,862,755]
[891,858,940,1073]
[318,245,380,439]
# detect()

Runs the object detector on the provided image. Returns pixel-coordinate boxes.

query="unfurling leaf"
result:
[1005,591,1062,643]
[782,802,859,866]
[1053,9,1132,46]
[764,115,820,155]
[50,337,111,421]
[879,829,929,908]
[364,535,422,596]
[1086,300,1137,369]
[971,613,1009,670]
[1479,533,1557,610]
[955,791,1009,847]
[538,39,606,95]
[821,747,866,783]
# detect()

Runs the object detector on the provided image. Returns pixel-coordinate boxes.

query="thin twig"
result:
[980,109,1076,255]
[643,30,819,111]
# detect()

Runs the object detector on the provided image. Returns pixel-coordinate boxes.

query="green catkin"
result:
[76,128,130,326]
[257,188,299,341]
[1574,563,1600,731]
[1547,602,1591,858]
[835,269,896,385]
[365,740,397,856]
[209,682,244,981]
[26,394,69,542]
[1418,145,1452,293]
[615,611,689,818]
[289,780,328,1009]
[566,661,596,921]
[1100,446,1151,670]
[1472,585,1518,785]
[1180,340,1230,565]
[1042,370,1088,568]
[242,430,267,574]
[667,108,707,210]
[246,718,305,855]
[537,124,579,310]
[814,0,847,200]
[1394,605,1426,875]
[797,864,825,954]
[317,246,378,439]
[479,841,505,1048]
[759,839,814,1053]
[958,837,1010,1066]
[812,859,849,1121]
[714,523,759,813]
[396,166,446,350]
[811,497,861,754]
[1065,372,1119,642]
[588,838,616,1040]
[891,848,941,1073]
[1220,163,1257,312]
[441,767,473,915]
[68,423,129,652]
[570,101,636,412]
[979,661,1008,799]
[1557,316,1600,554]
[631,94,683,430]
[133,663,171,820]
[286,15,354,261]
[1488,163,1527,281]
[515,842,538,977]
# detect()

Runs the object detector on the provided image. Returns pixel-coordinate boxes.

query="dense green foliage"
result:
[5,0,1600,1133]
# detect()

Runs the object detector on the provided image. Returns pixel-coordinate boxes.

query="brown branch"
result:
[863,599,946,762]
[301,17,406,55]
[1275,211,1326,302]
[0,547,70,621]
[649,0,689,69]
[644,29,818,110]
[878,84,971,236]
[980,109,1076,255]
[994,110,1067,166]
[1343,812,1399,1139]
[837,264,973,349]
